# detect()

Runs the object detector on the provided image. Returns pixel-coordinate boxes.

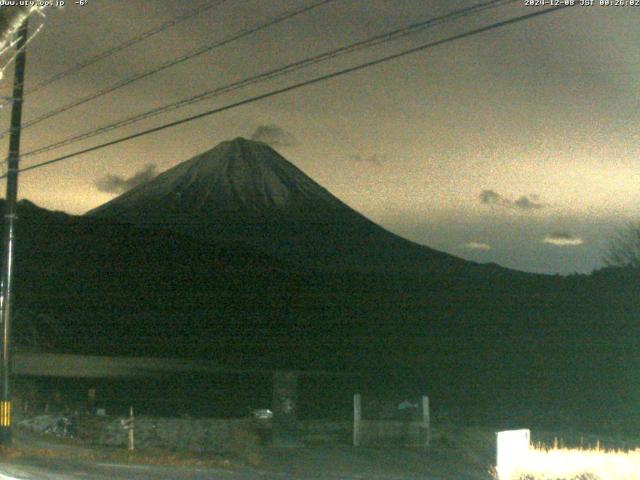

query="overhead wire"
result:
[0,0,228,105]
[22,0,516,158]
[0,0,335,140]
[4,4,573,178]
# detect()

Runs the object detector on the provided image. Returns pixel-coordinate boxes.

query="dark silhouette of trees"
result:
[603,223,640,269]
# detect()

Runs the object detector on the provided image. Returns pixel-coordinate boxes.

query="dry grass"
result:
[98,448,232,468]
[227,422,263,466]
[495,443,640,480]
[5,430,236,469]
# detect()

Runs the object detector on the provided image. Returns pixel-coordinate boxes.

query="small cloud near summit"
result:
[480,189,546,211]
[542,232,584,246]
[250,124,297,148]
[514,194,545,210]
[95,164,158,194]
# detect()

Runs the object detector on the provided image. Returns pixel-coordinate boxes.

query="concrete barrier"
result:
[98,417,256,452]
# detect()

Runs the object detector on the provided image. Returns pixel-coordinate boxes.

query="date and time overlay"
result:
[1,0,639,8]
[0,0,86,7]
[0,0,638,8]
[525,0,640,6]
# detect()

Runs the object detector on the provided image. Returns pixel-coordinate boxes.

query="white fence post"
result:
[128,406,135,451]
[421,395,430,447]
[353,393,361,447]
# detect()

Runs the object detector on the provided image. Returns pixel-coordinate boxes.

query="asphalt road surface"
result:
[0,459,446,480]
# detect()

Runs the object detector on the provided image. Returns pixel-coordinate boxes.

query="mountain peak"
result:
[87,138,474,273]
[217,136,284,159]
[218,136,268,153]
[227,136,259,145]
[89,138,342,217]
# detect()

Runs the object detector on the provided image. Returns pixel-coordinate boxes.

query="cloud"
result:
[95,164,158,194]
[542,232,584,246]
[514,195,545,210]
[479,189,502,205]
[351,153,384,165]
[464,241,492,250]
[479,189,546,210]
[250,124,296,148]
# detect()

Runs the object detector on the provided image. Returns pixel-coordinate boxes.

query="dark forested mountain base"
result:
[6,199,639,432]
[5,138,639,432]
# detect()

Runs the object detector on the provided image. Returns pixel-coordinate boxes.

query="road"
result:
[1,430,491,479]
[0,459,447,480]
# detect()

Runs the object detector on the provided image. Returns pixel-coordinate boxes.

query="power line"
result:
[6,5,572,178]
[0,0,227,106]
[22,0,516,158]
[0,0,334,140]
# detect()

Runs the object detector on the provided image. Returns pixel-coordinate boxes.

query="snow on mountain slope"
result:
[88,137,485,274]
[90,137,343,215]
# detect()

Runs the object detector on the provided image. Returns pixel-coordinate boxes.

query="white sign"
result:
[496,429,530,480]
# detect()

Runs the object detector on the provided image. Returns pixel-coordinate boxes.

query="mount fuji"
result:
[88,137,491,274]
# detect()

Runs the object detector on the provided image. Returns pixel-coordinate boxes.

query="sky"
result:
[0,0,638,275]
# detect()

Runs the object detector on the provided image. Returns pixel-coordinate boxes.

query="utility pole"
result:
[0,18,28,445]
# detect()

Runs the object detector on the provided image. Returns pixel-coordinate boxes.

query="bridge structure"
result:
[12,351,359,446]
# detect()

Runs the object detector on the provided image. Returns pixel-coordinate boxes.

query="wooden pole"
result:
[0,18,28,445]
[272,371,299,446]
[87,388,96,413]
